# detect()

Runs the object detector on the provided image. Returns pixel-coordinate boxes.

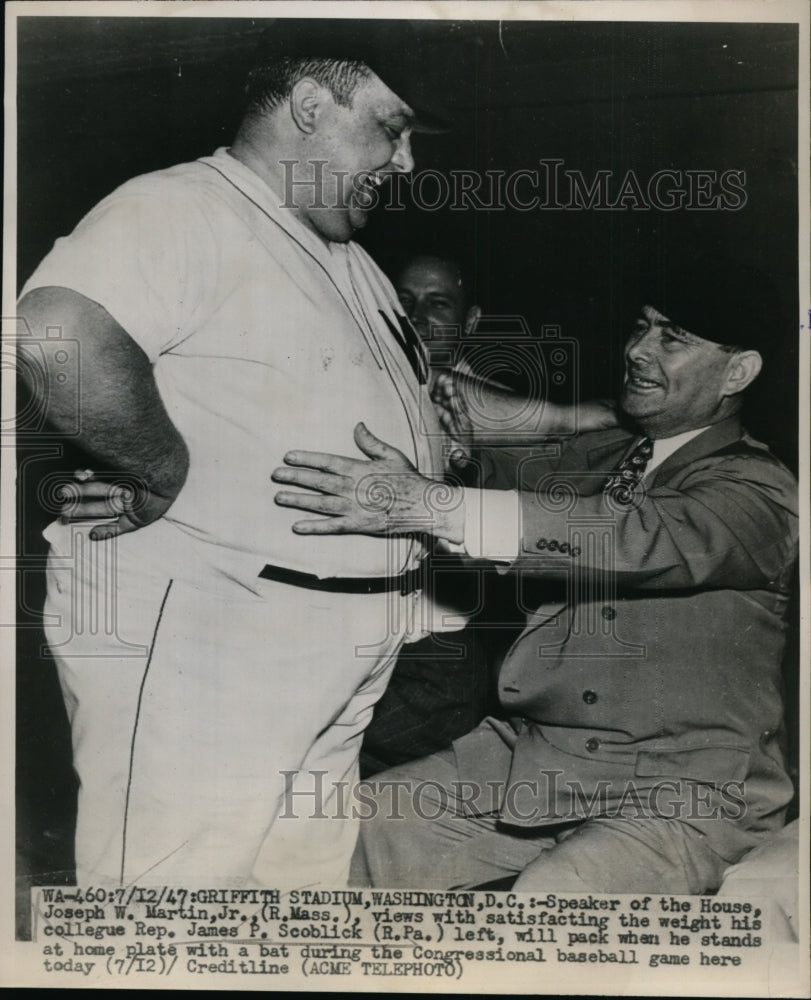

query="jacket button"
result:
[601,606,616,620]
[582,690,598,704]
[585,737,600,752]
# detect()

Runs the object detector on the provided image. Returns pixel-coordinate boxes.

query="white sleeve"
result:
[20,178,217,363]
[463,488,522,562]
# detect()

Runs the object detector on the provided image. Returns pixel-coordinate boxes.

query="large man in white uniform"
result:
[17,22,455,888]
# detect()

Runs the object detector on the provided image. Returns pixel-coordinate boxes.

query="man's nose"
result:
[626,328,656,363]
[410,300,428,326]
[390,133,415,174]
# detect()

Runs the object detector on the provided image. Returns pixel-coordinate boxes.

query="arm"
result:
[273,423,466,544]
[433,370,618,447]
[511,452,798,591]
[18,286,189,539]
[273,427,797,593]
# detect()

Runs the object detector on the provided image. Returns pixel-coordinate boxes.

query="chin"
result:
[620,390,641,413]
[326,223,356,244]
[308,210,356,245]
[621,385,658,408]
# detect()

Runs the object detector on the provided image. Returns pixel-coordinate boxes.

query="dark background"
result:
[15,15,801,925]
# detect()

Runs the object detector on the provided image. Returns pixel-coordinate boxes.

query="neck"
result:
[230,128,285,197]
[230,124,330,246]
[637,402,740,441]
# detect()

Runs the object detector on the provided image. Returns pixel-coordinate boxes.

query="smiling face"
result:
[621,305,746,438]
[296,72,415,244]
[395,256,469,342]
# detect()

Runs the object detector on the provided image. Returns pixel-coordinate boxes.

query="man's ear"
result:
[722,349,762,397]
[463,305,481,336]
[289,78,329,134]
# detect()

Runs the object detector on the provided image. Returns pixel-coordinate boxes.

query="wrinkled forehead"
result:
[639,304,708,344]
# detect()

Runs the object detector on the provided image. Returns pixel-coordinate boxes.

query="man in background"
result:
[394,251,481,376]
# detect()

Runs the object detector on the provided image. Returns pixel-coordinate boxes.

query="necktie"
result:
[379,311,429,386]
[604,437,653,505]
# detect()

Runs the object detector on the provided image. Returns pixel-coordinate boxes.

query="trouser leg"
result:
[45,525,413,887]
[351,750,558,889]
[352,744,738,893]
[512,815,733,894]
[250,629,403,888]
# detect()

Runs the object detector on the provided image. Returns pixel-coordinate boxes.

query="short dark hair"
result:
[245,57,371,116]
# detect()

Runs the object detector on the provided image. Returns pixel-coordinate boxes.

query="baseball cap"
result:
[634,253,785,359]
[251,18,451,133]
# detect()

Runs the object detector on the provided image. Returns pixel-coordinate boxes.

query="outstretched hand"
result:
[432,369,619,444]
[432,369,547,445]
[272,423,465,544]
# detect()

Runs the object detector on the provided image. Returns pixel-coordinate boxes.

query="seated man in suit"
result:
[273,256,798,893]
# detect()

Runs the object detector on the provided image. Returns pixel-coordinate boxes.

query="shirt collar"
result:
[646,426,711,475]
[200,147,343,264]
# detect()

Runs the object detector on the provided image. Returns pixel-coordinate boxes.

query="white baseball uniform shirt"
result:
[24,148,447,887]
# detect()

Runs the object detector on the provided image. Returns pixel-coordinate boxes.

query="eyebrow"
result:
[659,323,700,342]
[640,309,696,341]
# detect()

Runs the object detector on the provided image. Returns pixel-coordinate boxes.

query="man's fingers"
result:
[58,480,121,503]
[281,450,357,476]
[275,491,347,515]
[88,513,142,541]
[59,480,140,504]
[432,372,455,398]
[279,427,410,477]
[59,481,137,522]
[353,422,408,465]
[436,407,456,432]
[272,467,351,495]
[61,499,124,520]
[449,448,471,470]
[291,516,352,535]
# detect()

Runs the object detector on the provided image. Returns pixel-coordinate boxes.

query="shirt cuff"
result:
[463,488,521,562]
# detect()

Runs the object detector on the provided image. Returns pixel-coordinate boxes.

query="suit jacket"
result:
[455,417,798,857]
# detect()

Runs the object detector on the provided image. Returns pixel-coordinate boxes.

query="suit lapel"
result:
[585,434,636,472]
[561,430,635,496]
[647,416,743,486]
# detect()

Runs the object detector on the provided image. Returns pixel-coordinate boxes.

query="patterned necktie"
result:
[604,437,654,505]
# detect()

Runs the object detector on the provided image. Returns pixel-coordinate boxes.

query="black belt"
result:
[258,562,424,595]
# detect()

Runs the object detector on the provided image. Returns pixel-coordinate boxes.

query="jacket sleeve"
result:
[477,442,569,491]
[511,451,798,591]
